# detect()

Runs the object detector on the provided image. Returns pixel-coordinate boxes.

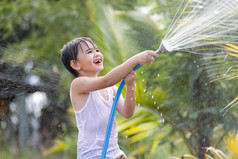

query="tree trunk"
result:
[193,74,216,158]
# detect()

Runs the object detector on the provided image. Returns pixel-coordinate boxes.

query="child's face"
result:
[76,41,104,76]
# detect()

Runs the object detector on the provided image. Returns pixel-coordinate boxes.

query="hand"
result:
[124,70,136,86]
[136,50,158,66]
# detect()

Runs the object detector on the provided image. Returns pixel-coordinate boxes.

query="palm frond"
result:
[89,2,140,73]
[200,43,238,82]
[42,139,66,156]
[205,147,229,159]
[224,132,238,158]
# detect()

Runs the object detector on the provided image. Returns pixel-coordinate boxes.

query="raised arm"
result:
[71,50,158,94]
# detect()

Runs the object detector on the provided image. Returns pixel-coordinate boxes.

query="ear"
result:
[70,60,81,71]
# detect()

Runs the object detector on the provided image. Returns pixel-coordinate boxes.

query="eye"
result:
[87,50,92,54]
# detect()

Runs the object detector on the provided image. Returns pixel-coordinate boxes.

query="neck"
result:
[78,71,99,77]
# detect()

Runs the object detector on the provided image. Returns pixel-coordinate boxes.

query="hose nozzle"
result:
[155,40,169,54]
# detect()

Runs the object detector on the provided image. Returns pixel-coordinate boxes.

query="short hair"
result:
[61,37,96,77]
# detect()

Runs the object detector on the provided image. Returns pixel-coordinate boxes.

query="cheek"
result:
[79,54,92,63]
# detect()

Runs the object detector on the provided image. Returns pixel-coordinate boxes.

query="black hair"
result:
[61,37,96,77]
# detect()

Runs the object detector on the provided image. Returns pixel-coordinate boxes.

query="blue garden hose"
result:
[101,43,167,159]
[100,64,141,159]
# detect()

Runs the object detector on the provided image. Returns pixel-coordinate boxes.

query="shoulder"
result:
[71,76,83,86]
[70,78,90,111]
[70,76,107,94]
[70,76,89,94]
[71,76,86,87]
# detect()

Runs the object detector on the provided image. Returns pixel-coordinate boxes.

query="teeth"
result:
[94,59,101,63]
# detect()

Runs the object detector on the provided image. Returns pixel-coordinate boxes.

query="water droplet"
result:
[58,125,61,127]
[143,89,146,92]
[160,113,163,116]
[194,61,196,63]
[205,83,207,86]
[138,104,140,107]
[126,136,128,139]
[132,88,134,91]
[141,71,143,74]
[131,97,134,101]
[135,97,136,100]
[197,65,199,68]
[154,101,157,105]
[157,106,159,109]
[142,79,145,82]
[152,95,154,99]
[162,119,165,123]
[157,74,160,77]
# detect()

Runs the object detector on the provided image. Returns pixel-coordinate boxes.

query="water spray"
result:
[162,0,238,55]
[101,0,238,158]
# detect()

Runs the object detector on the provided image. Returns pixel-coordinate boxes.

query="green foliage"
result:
[1,0,238,158]
[42,135,77,159]
[102,0,138,10]
[0,145,57,159]
[200,43,238,113]
[173,146,230,159]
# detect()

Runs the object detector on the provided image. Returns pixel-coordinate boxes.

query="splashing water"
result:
[161,0,238,55]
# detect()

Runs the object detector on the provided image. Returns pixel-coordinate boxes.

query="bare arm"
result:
[116,71,136,119]
[71,50,158,94]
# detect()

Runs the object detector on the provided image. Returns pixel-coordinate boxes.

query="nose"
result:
[94,52,102,60]
[94,51,102,56]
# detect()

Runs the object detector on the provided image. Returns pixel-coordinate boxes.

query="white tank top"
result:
[74,87,125,159]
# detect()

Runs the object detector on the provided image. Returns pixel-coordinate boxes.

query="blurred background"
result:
[0,0,238,158]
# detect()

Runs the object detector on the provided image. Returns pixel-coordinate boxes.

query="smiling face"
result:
[74,40,104,77]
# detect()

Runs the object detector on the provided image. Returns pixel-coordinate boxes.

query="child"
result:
[61,37,158,159]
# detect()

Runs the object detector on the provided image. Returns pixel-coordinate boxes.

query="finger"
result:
[149,56,154,63]
[131,70,136,75]
[148,51,159,57]
[145,59,150,65]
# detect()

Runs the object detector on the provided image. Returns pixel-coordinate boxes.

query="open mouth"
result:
[93,58,102,64]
